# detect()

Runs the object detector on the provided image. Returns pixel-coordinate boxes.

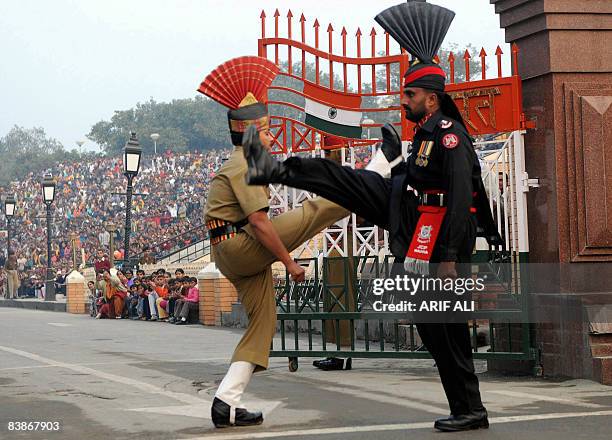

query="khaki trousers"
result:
[212,197,348,371]
[6,270,19,299]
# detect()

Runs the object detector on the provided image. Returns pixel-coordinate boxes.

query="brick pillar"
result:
[198,263,220,326]
[215,277,238,326]
[66,270,87,314]
[491,0,612,382]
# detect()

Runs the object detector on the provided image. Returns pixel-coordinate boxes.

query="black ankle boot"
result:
[242,126,290,185]
[211,397,263,428]
[434,409,489,432]
[312,357,344,371]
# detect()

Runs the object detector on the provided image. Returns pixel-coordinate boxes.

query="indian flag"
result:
[303,83,363,139]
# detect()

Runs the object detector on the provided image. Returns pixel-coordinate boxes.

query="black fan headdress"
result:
[375,1,455,91]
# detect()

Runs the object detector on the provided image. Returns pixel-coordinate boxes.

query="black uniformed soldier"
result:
[243,2,501,431]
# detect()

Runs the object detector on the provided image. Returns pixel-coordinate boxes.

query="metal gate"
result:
[257,9,538,370]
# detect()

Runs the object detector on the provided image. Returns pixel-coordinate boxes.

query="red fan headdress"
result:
[197,56,279,146]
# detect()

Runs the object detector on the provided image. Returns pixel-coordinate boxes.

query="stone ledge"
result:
[592,356,612,385]
[0,299,67,313]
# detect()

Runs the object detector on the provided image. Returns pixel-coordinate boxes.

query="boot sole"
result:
[213,418,264,429]
[434,420,489,432]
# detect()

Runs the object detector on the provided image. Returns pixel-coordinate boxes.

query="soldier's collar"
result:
[417,111,442,134]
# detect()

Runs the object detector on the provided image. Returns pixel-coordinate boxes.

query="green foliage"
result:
[87,96,229,155]
[0,126,83,186]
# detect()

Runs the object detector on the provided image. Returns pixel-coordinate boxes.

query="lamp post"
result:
[42,174,56,301]
[361,116,375,140]
[123,132,142,270]
[4,195,15,255]
[106,221,116,266]
[76,139,85,155]
[69,232,79,271]
[150,133,160,156]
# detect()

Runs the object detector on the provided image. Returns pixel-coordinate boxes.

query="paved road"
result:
[1,308,611,439]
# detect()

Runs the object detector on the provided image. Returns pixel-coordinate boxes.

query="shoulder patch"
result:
[438,119,453,129]
[442,133,459,149]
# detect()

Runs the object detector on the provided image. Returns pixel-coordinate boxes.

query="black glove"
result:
[380,123,402,163]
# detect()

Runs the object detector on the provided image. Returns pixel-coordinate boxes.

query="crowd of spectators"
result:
[89,267,200,325]
[0,149,230,298]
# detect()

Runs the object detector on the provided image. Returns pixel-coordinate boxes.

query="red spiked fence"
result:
[258,9,531,154]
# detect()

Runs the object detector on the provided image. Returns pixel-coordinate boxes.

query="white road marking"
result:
[0,357,232,371]
[0,344,202,405]
[488,389,606,409]
[324,385,447,415]
[0,345,281,420]
[129,400,282,420]
[48,323,73,327]
[185,410,612,440]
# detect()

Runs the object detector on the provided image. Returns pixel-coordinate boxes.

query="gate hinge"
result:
[520,172,540,192]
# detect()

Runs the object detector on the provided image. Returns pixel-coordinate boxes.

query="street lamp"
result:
[69,232,79,271]
[150,133,160,155]
[76,139,85,155]
[123,132,142,269]
[42,174,56,301]
[105,221,117,266]
[361,116,375,140]
[4,195,15,255]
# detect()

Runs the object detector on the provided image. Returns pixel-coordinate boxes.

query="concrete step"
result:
[590,343,612,357]
[592,356,612,385]
[590,333,612,344]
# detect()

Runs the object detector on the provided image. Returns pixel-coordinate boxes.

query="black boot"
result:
[211,397,263,428]
[312,357,344,371]
[242,125,291,185]
[434,409,489,432]
[380,123,402,163]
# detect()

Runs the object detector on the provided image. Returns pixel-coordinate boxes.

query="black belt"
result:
[206,218,247,245]
[418,192,446,207]
[417,191,478,212]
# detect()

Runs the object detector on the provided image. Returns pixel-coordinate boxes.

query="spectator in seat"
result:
[97,269,128,319]
[173,277,199,325]
[94,249,111,274]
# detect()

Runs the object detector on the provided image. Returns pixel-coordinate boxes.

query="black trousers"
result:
[281,156,484,415]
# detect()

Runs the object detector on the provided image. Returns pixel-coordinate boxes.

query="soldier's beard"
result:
[404,105,427,123]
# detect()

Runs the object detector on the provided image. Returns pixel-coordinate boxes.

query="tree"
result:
[0,126,80,186]
[87,97,229,155]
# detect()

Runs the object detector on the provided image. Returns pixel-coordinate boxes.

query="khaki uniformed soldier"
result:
[197,56,348,428]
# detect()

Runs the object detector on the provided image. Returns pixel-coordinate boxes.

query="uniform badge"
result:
[438,119,453,129]
[442,133,459,149]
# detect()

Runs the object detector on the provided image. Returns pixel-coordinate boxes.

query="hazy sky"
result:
[0,0,508,151]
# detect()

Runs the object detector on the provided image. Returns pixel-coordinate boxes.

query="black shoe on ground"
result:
[434,410,489,432]
[211,397,263,428]
[168,317,176,323]
[176,319,187,325]
[312,357,344,371]
[243,125,290,185]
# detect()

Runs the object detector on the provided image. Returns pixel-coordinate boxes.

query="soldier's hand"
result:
[242,125,262,160]
[380,123,402,163]
[287,261,305,283]
[437,261,457,279]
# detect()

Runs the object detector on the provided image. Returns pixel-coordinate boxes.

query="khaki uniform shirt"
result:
[205,147,270,231]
